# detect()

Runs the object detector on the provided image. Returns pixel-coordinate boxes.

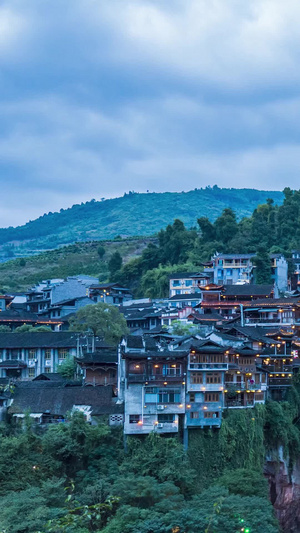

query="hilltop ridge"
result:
[1,187,283,260]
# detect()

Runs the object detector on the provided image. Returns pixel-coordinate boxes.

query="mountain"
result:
[0,187,283,261]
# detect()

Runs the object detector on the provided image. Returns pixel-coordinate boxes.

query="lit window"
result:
[44,349,51,360]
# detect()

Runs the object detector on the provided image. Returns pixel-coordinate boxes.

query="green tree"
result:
[108,251,123,280]
[97,245,105,259]
[252,247,273,284]
[69,302,128,344]
[14,325,52,333]
[57,356,77,379]
[0,325,11,332]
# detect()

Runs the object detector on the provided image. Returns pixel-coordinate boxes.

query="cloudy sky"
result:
[1,0,300,227]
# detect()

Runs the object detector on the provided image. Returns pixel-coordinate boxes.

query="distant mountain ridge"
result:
[1,187,283,260]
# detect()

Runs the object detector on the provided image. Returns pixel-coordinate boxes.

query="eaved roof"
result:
[169,272,202,279]
[0,332,110,349]
[223,284,274,296]
[77,350,118,364]
[8,383,123,416]
[169,294,202,301]
[245,298,300,308]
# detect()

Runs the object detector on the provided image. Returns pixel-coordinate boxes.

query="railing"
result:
[225,382,263,391]
[189,363,228,370]
[127,374,183,383]
[261,365,293,372]
[225,399,255,407]
[268,378,292,387]
[245,318,281,324]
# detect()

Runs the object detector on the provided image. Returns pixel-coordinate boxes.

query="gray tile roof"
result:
[8,383,123,416]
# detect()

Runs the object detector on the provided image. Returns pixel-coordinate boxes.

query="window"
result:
[190,411,199,419]
[206,373,222,384]
[173,280,180,287]
[204,393,220,402]
[158,389,181,403]
[28,368,35,378]
[255,392,264,401]
[157,414,174,423]
[129,363,145,374]
[58,349,69,359]
[190,373,203,384]
[190,392,195,402]
[185,280,192,287]
[204,411,219,419]
[28,349,36,360]
[191,354,224,364]
[44,367,51,373]
[45,349,51,360]
[163,363,181,376]
[129,414,140,424]
[225,373,233,382]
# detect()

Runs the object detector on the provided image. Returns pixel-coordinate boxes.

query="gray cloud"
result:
[0,0,300,226]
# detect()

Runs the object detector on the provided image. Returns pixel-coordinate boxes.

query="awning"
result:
[258,308,279,313]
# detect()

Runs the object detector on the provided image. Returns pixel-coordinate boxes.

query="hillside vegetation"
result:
[0,187,283,260]
[0,238,154,292]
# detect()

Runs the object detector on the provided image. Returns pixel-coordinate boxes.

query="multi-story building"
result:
[89,283,133,305]
[244,298,300,329]
[26,276,99,315]
[0,332,107,380]
[204,253,288,292]
[185,340,227,433]
[119,336,188,436]
[169,272,211,297]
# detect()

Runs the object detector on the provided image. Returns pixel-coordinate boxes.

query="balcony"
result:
[224,382,263,391]
[245,318,281,325]
[186,417,221,428]
[225,399,255,408]
[268,377,292,387]
[128,373,184,383]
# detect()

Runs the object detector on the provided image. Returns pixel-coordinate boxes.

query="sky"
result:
[1,0,300,227]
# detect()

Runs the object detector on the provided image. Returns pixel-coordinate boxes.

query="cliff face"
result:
[265,448,300,532]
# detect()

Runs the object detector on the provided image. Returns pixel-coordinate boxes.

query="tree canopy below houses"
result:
[0,408,282,533]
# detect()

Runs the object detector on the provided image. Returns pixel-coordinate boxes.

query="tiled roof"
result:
[8,383,123,416]
[223,284,274,296]
[78,350,118,364]
[0,332,110,349]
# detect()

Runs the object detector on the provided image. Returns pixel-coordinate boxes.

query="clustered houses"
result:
[0,255,299,446]
[118,333,274,446]
[0,320,300,447]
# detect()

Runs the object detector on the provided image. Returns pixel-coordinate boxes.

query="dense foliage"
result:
[0,407,282,533]
[115,188,300,296]
[69,302,129,345]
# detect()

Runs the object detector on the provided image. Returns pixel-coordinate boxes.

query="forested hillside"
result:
[1,187,300,294]
[0,187,283,260]
[0,238,154,292]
